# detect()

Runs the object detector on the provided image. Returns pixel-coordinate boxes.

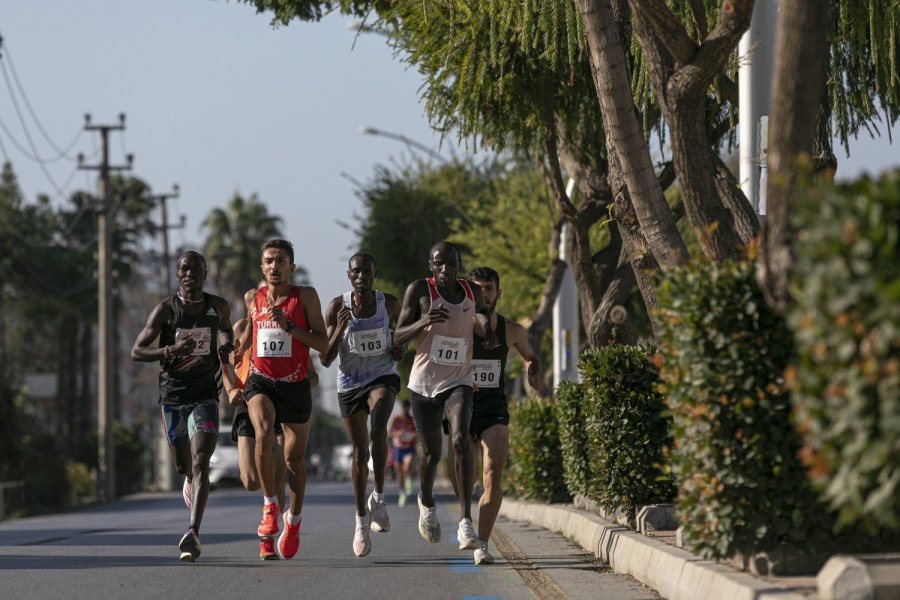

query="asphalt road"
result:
[0,481,659,600]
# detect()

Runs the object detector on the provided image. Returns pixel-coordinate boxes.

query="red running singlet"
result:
[250,285,310,382]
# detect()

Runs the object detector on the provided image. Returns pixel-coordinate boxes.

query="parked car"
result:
[331,443,352,481]
[209,430,239,488]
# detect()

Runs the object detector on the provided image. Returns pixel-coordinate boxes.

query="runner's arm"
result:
[320,296,349,368]
[213,296,237,395]
[508,321,543,392]
[385,293,408,360]
[471,285,498,349]
[394,280,446,347]
[295,286,329,354]
[131,301,169,362]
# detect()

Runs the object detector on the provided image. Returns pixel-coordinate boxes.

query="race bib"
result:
[257,327,292,358]
[348,328,387,356]
[429,335,467,366]
[472,359,501,388]
[175,327,212,356]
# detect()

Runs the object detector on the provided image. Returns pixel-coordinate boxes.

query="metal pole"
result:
[552,179,580,390]
[738,0,778,217]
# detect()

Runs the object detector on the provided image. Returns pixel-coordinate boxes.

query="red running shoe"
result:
[277,511,301,559]
[258,536,278,561]
[257,502,280,537]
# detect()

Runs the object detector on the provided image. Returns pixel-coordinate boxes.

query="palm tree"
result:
[201,192,298,307]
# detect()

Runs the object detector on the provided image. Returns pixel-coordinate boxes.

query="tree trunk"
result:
[628,0,758,261]
[758,0,832,315]
[527,220,567,358]
[574,0,690,271]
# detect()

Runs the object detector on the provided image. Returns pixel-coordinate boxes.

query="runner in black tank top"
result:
[132,251,237,562]
[450,267,543,566]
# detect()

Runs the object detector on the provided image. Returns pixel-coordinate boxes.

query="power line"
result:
[0,32,82,162]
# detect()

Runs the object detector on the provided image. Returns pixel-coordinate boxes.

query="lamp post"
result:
[553,179,580,389]
[358,126,447,163]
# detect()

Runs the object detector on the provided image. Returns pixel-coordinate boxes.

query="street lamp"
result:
[358,125,447,163]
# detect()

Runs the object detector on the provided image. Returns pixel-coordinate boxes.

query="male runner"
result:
[394,241,496,547]
[228,317,319,559]
[321,252,404,557]
[389,400,417,507]
[462,266,542,565]
[131,251,235,562]
[243,239,328,560]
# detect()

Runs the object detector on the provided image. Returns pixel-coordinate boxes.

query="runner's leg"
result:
[410,395,443,507]
[476,424,508,542]
[188,430,217,532]
[445,387,474,520]
[342,410,370,517]
[247,394,279,498]
[282,421,312,516]
[368,388,394,495]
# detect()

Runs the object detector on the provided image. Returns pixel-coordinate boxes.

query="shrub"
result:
[791,172,900,531]
[505,397,569,503]
[554,381,591,498]
[579,346,675,522]
[657,260,825,560]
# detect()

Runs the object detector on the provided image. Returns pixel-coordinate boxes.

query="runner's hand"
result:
[170,336,197,356]
[425,303,449,325]
[267,305,288,329]
[389,345,406,361]
[527,361,544,392]
[227,388,245,407]
[480,329,499,350]
[336,306,352,334]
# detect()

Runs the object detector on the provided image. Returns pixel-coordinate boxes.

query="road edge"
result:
[499,498,808,600]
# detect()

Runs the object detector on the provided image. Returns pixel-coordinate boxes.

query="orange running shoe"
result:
[258,536,278,561]
[257,502,280,537]
[277,511,301,559]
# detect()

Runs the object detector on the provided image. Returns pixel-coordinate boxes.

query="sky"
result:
[2,0,898,307]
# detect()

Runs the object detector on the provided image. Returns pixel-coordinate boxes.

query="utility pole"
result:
[146,184,184,491]
[78,113,132,503]
[148,185,183,296]
[553,179,580,389]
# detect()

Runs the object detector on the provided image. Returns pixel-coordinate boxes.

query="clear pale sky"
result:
[2,0,897,306]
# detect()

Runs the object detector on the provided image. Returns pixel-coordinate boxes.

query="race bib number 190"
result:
[257,327,292,358]
[429,335,467,366]
[472,359,501,388]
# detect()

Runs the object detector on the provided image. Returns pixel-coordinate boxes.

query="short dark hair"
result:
[261,239,294,264]
[428,240,462,263]
[348,252,376,269]
[178,250,207,272]
[468,266,499,288]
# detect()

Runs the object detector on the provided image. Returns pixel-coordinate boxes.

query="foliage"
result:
[66,461,95,499]
[554,380,591,498]
[505,396,569,503]
[790,172,900,531]
[657,260,826,560]
[579,346,675,522]
[0,380,23,481]
[449,161,554,322]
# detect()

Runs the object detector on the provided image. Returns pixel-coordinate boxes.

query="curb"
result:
[499,498,807,600]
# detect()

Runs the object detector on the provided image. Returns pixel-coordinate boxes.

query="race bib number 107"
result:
[257,327,292,358]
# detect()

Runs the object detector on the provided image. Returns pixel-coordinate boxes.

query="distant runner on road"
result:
[321,252,405,557]
[394,241,497,549]
[389,399,417,507]
[131,250,235,562]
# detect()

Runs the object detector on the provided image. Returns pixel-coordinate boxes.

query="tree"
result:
[200,192,290,305]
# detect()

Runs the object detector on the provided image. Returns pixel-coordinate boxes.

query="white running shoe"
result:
[353,513,371,557]
[182,477,192,510]
[474,541,495,565]
[417,494,441,543]
[457,518,479,550]
[367,492,391,532]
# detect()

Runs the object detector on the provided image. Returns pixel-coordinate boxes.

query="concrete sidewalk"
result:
[499,498,813,600]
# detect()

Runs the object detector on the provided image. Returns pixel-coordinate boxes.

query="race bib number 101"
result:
[257,327,292,358]
[429,335,467,366]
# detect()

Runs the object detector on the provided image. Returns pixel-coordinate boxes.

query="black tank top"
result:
[158,293,222,405]
[472,315,508,404]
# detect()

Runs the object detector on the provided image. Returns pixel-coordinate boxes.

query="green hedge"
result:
[791,172,900,531]
[505,397,569,503]
[657,260,825,559]
[554,381,591,498]
[579,346,675,522]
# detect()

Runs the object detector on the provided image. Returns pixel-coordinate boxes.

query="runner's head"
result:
[400,398,411,415]
[176,251,207,296]
[260,239,295,287]
[468,266,501,313]
[347,253,377,293]
[428,241,462,287]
